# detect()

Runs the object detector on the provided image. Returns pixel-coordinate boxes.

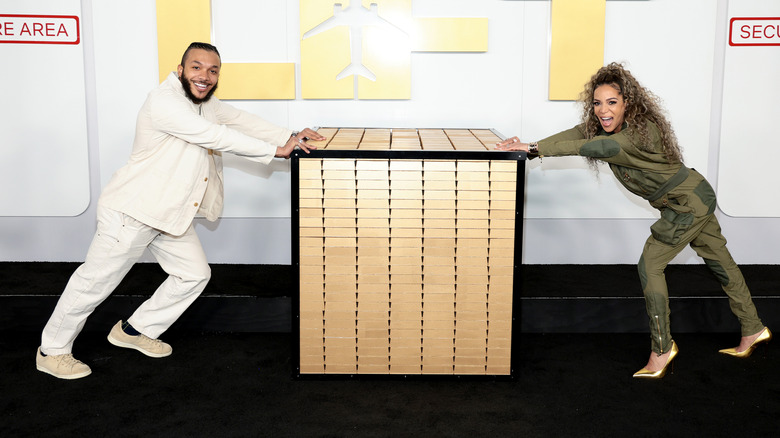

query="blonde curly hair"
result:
[579,62,683,164]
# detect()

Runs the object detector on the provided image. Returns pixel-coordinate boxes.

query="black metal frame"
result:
[291,146,526,380]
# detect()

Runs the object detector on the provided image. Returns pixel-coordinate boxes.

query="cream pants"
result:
[40,206,211,355]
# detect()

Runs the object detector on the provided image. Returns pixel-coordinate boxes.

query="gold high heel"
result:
[633,341,679,379]
[719,327,772,358]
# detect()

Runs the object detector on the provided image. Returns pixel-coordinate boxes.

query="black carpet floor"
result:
[3,330,778,437]
[3,262,779,436]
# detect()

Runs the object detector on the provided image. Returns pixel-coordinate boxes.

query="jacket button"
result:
[194,202,199,207]
[204,177,208,182]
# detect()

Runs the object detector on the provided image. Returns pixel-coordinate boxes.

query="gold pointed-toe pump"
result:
[633,341,679,379]
[719,327,772,358]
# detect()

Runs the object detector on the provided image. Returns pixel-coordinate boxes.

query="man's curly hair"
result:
[579,62,683,164]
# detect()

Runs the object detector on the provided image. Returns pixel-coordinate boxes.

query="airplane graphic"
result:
[302,2,407,82]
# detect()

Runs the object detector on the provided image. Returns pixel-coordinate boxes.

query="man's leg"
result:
[125,222,211,339]
[40,207,158,355]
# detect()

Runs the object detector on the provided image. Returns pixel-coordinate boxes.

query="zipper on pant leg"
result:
[655,315,664,354]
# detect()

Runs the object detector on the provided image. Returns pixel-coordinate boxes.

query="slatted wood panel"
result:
[297,129,516,375]
[305,128,502,151]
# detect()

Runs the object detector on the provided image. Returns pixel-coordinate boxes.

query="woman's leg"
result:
[635,209,717,373]
[688,215,765,347]
[638,236,686,355]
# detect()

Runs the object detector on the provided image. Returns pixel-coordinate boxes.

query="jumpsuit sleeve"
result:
[537,125,622,159]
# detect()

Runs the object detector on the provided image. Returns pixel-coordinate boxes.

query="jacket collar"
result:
[164,72,187,97]
[598,122,628,136]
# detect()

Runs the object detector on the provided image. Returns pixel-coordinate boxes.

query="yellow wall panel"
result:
[300,7,354,99]
[156,0,211,83]
[411,17,488,52]
[364,0,413,31]
[300,0,486,100]
[549,0,606,100]
[359,25,411,99]
[157,0,296,99]
[216,63,296,100]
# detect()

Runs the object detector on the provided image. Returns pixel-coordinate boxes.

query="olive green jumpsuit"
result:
[536,121,764,354]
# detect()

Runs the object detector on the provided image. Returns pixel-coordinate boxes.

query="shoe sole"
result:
[36,364,92,380]
[107,334,172,358]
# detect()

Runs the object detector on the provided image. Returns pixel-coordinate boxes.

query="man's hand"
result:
[275,128,326,159]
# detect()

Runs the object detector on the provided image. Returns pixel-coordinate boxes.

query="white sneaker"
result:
[36,347,92,379]
[107,320,172,358]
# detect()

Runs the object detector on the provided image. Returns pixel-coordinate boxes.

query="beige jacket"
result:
[99,72,291,236]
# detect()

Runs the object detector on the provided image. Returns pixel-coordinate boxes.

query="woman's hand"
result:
[495,136,529,152]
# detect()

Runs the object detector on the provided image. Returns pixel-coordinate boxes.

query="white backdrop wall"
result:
[1,0,779,265]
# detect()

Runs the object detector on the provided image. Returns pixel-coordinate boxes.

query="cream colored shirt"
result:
[99,72,291,236]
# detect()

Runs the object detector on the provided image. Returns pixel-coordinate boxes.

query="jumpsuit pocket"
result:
[650,207,694,245]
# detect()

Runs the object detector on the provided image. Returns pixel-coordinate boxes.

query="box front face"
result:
[297,129,519,376]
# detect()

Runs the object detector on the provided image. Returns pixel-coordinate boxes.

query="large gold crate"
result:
[293,128,525,377]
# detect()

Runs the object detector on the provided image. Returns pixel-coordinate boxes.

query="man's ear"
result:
[177,64,183,78]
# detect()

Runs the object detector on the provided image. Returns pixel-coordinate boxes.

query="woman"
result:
[497,62,771,379]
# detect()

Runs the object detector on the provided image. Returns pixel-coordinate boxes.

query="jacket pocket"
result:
[650,207,694,245]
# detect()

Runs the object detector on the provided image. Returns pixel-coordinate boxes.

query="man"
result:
[36,42,324,379]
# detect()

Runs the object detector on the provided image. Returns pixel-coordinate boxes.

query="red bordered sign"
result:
[729,17,780,46]
[0,14,80,45]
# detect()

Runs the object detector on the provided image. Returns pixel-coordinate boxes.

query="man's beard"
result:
[179,73,218,104]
